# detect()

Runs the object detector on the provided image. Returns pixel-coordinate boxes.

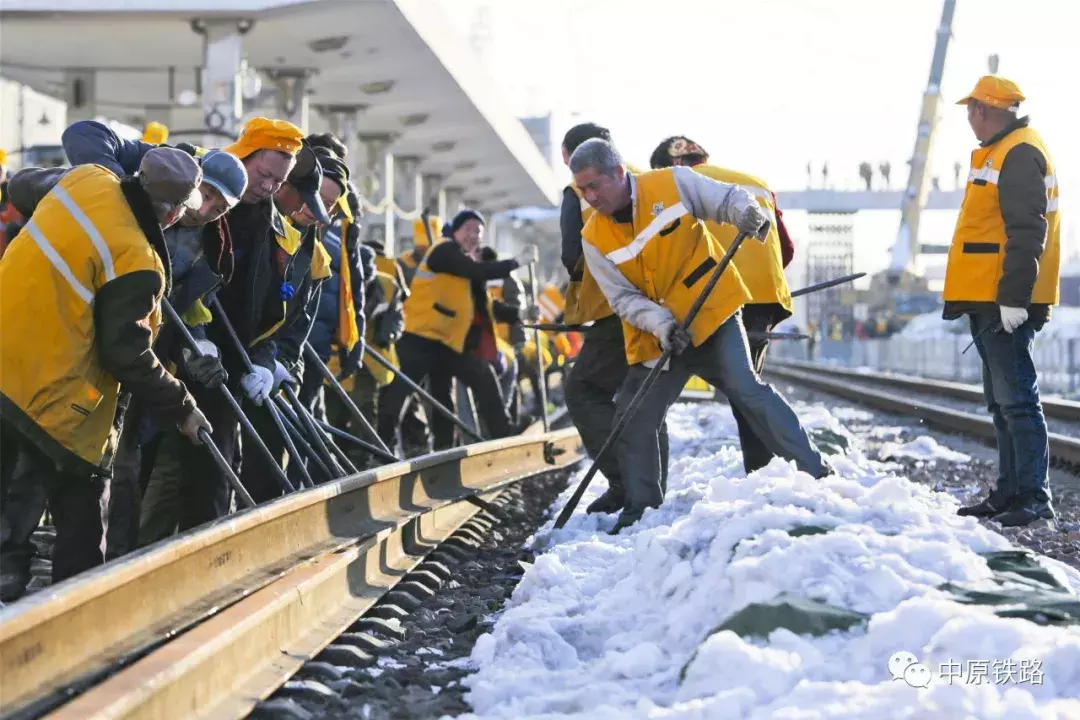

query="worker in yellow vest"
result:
[0,149,210,598]
[649,135,794,475]
[376,209,536,451]
[480,245,528,422]
[397,215,442,287]
[559,123,670,514]
[946,76,1060,527]
[571,139,830,532]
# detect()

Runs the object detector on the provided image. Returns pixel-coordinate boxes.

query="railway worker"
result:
[125,118,307,542]
[0,149,211,598]
[559,123,670,514]
[376,209,537,451]
[947,76,1060,527]
[649,135,796,475]
[571,138,830,532]
[59,119,247,557]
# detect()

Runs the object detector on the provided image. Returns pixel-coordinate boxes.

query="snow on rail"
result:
[461,403,1080,719]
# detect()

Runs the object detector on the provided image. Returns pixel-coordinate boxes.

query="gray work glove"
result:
[241,365,275,405]
[179,407,213,445]
[658,320,692,356]
[182,339,228,389]
[272,360,297,391]
[736,203,770,241]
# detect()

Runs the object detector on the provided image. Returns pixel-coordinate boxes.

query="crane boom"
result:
[889,0,957,279]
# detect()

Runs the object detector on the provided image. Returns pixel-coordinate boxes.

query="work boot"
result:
[586,489,625,515]
[995,499,1055,527]
[608,509,644,536]
[957,494,1012,518]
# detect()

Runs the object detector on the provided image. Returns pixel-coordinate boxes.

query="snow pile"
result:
[462,403,1080,719]
[878,435,972,463]
[897,307,1080,341]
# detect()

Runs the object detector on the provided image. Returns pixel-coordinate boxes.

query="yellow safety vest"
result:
[361,271,403,386]
[537,284,565,322]
[0,165,167,472]
[564,184,614,324]
[404,247,493,353]
[582,168,751,365]
[375,253,409,298]
[487,280,513,345]
[412,215,442,248]
[692,164,791,312]
[944,126,1060,305]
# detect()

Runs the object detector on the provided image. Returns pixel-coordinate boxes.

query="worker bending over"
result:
[650,135,795,474]
[947,76,1059,527]
[572,139,830,532]
[0,149,211,598]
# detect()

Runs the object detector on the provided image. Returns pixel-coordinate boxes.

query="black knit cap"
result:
[312,146,349,194]
[449,207,485,234]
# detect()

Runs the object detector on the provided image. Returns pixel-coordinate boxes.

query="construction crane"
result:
[888,0,957,281]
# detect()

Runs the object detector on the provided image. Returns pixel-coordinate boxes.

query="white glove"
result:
[999,305,1028,334]
[272,360,296,390]
[515,245,539,267]
[736,203,769,240]
[179,407,213,445]
[240,365,274,405]
[181,339,220,361]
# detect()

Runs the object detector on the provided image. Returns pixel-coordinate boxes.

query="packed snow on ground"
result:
[461,402,1080,720]
[878,435,972,464]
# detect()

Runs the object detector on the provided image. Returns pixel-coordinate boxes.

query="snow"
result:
[460,402,1080,719]
[878,435,972,463]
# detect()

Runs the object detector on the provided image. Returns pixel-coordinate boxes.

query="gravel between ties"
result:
[250,468,572,720]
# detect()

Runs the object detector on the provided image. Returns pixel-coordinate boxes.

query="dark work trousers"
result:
[564,315,669,500]
[377,333,512,451]
[615,313,827,518]
[106,409,162,559]
[326,368,383,468]
[241,396,290,503]
[138,383,235,546]
[0,438,109,586]
[730,305,779,475]
[429,367,457,450]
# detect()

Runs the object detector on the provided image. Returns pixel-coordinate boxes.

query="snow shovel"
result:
[553,231,752,530]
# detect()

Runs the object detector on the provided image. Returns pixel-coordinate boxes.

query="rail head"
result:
[0,428,582,715]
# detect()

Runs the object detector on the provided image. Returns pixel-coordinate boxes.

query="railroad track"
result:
[0,430,583,720]
[765,361,1080,468]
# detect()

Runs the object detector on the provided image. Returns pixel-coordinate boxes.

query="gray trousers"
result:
[616,313,827,515]
[566,315,668,499]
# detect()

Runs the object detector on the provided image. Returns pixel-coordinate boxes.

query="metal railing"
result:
[771,336,1080,397]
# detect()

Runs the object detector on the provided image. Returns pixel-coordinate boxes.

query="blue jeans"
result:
[969,313,1051,505]
[614,313,827,514]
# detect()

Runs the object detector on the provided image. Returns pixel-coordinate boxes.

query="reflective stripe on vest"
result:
[52,184,117,282]
[24,219,95,304]
[605,202,688,265]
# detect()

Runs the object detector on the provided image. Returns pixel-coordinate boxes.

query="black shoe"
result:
[995,500,1055,527]
[957,496,1011,518]
[586,489,625,515]
[608,510,643,535]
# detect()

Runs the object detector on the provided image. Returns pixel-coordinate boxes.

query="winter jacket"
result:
[943,116,1055,328]
[0,166,194,477]
[308,219,371,362]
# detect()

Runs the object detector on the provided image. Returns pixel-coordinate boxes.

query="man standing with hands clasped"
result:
[946,76,1060,527]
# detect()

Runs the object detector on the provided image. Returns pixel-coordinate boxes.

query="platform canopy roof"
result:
[0,0,560,210]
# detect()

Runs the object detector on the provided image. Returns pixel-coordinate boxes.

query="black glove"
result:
[340,344,364,379]
[659,322,692,355]
[185,354,228,389]
[346,183,363,221]
[373,308,404,348]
